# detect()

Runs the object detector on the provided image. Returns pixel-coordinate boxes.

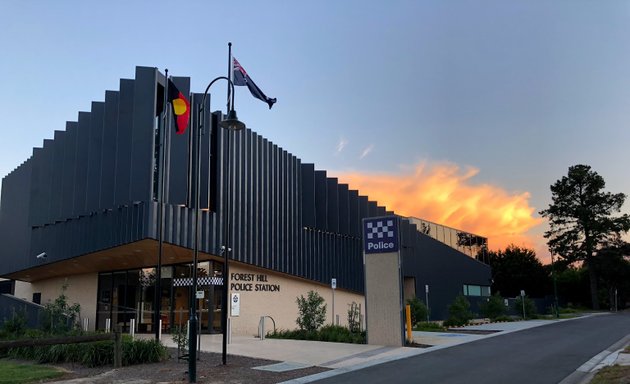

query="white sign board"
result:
[520,290,525,297]
[331,278,337,290]
[196,290,204,299]
[425,284,429,293]
[231,293,240,317]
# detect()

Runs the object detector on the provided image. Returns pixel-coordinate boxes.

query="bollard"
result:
[227,318,231,344]
[105,318,111,333]
[130,319,135,339]
[83,318,89,332]
[158,319,162,341]
[258,316,266,340]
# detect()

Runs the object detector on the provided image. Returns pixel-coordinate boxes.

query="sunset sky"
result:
[2,1,630,262]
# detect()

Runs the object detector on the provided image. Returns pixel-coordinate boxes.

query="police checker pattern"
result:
[366,220,395,240]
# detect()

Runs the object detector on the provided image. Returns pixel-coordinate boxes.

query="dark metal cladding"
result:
[100,91,119,210]
[86,102,105,214]
[130,67,159,204]
[114,79,135,206]
[75,112,91,216]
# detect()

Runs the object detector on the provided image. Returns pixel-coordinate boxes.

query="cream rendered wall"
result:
[228,264,365,336]
[21,274,98,331]
[13,280,33,301]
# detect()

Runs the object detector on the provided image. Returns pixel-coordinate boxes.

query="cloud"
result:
[336,137,348,154]
[359,144,374,159]
[334,161,543,251]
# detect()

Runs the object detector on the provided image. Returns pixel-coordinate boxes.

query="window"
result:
[464,284,491,297]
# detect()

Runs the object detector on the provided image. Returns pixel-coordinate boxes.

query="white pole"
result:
[130,319,135,338]
[105,318,111,333]
[158,319,163,341]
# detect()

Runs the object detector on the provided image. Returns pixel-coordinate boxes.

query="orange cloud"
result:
[333,161,543,250]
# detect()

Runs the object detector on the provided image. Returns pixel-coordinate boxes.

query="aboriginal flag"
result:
[167,79,190,134]
[233,57,277,109]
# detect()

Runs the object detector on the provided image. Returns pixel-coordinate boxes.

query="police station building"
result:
[0,67,491,337]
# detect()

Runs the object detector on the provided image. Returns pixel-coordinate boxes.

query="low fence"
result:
[0,326,123,368]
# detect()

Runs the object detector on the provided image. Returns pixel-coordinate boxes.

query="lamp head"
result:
[219,109,246,131]
[36,252,47,259]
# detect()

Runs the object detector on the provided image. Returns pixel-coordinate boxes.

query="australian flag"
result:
[233,57,277,109]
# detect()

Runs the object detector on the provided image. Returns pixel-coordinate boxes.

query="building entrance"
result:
[96,261,224,334]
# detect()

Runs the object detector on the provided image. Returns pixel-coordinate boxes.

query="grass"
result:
[590,364,630,384]
[0,359,64,383]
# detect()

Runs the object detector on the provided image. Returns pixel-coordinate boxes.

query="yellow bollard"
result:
[405,304,413,344]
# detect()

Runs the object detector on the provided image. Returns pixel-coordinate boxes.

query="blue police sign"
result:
[363,216,399,254]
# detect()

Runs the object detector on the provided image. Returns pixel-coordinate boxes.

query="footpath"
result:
[141,313,628,383]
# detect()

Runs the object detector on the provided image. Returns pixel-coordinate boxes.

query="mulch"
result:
[31,348,330,383]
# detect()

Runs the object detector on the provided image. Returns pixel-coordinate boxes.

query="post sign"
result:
[196,290,204,299]
[520,290,525,297]
[363,216,399,254]
[331,278,337,290]
[231,293,240,317]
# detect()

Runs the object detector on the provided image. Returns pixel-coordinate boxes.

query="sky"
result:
[2,1,630,263]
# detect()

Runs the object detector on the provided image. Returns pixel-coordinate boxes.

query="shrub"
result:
[267,325,366,344]
[296,291,327,332]
[5,335,167,367]
[413,322,445,332]
[514,296,538,319]
[347,302,361,333]
[407,297,429,324]
[444,294,473,327]
[479,293,506,320]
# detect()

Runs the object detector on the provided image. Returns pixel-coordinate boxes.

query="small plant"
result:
[443,294,473,327]
[514,296,538,319]
[296,291,327,332]
[171,323,188,356]
[347,302,361,333]
[407,297,429,324]
[40,283,81,334]
[479,293,506,321]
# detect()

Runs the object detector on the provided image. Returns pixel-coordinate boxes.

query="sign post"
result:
[425,284,430,322]
[363,216,403,346]
[520,290,526,319]
[331,278,337,325]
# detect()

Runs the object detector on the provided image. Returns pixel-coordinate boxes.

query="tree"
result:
[295,291,327,332]
[487,245,550,297]
[479,293,506,320]
[406,297,428,325]
[591,241,630,309]
[443,294,473,327]
[540,164,630,309]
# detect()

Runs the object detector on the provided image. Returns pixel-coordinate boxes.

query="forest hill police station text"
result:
[230,273,280,292]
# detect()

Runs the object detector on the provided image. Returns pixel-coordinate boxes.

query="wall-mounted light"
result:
[36,252,47,259]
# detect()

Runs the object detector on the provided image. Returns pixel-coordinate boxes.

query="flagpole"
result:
[227,42,233,112]
[154,68,168,341]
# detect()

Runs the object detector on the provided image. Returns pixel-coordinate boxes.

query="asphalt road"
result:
[315,312,630,384]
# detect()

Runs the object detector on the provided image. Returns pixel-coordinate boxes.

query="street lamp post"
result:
[188,76,244,383]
